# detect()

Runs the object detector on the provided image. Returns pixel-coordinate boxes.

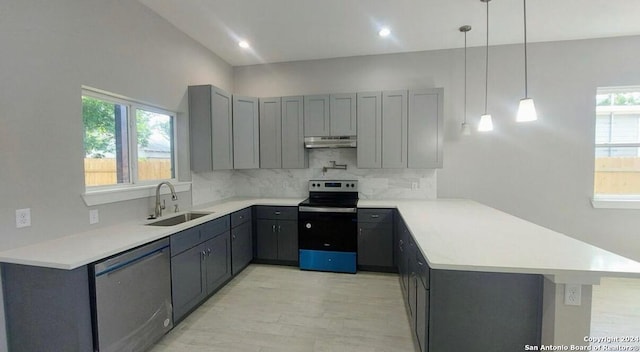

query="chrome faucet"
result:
[154,181,178,218]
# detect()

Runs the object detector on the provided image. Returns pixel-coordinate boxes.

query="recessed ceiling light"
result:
[238,40,250,49]
[378,27,391,37]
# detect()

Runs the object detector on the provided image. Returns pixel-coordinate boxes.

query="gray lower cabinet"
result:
[171,216,231,322]
[395,212,543,352]
[408,88,444,168]
[357,208,394,270]
[188,84,234,171]
[231,208,253,275]
[255,206,298,263]
[233,95,260,169]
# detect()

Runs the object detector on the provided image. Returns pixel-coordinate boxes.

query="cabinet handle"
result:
[239,215,244,219]
[274,211,281,215]
[201,250,207,260]
[207,248,212,255]
[232,234,236,240]
[417,261,424,267]
[371,214,380,218]
[272,225,276,232]
[278,225,281,232]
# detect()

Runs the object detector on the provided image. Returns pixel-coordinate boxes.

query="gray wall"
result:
[0,0,233,251]
[233,35,640,262]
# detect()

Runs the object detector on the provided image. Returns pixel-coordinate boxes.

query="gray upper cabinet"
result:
[188,85,233,171]
[356,92,382,169]
[408,88,444,168]
[330,93,357,136]
[304,95,330,136]
[233,95,260,169]
[281,96,308,169]
[382,90,408,168]
[259,97,282,169]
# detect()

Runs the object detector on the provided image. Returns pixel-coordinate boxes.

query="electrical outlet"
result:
[16,208,31,228]
[89,209,100,225]
[564,284,582,306]
[411,182,419,190]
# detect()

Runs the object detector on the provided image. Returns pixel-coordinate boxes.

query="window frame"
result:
[592,86,640,209]
[82,87,179,191]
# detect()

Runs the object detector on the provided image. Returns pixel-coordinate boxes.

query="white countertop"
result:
[2,197,640,283]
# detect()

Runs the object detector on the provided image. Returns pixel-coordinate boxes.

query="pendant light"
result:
[460,25,472,136]
[516,0,537,122]
[478,0,493,132]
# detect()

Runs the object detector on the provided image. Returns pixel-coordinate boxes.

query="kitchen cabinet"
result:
[188,85,233,171]
[260,96,308,169]
[304,93,356,137]
[356,91,382,168]
[233,95,260,169]
[259,97,282,169]
[357,208,394,271]
[231,208,253,275]
[171,216,231,322]
[415,250,429,352]
[408,88,444,169]
[330,93,357,136]
[255,206,298,263]
[281,96,308,168]
[382,90,408,168]
[304,94,330,136]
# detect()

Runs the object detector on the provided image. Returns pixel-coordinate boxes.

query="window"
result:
[82,88,176,188]
[594,87,640,199]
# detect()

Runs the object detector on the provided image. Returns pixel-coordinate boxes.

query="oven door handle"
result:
[298,206,357,213]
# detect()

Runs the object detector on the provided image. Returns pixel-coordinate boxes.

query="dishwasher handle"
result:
[94,244,169,277]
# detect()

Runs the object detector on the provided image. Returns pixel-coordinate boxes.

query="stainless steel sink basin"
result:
[146,212,212,226]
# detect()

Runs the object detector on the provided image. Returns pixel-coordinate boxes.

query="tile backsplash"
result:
[192,149,436,205]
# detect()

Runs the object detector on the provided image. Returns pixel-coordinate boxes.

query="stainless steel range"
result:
[298,180,358,273]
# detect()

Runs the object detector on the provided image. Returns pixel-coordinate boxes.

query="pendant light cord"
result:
[484,0,489,115]
[523,0,528,98]
[464,30,468,124]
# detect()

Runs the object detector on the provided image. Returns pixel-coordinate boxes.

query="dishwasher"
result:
[92,238,173,352]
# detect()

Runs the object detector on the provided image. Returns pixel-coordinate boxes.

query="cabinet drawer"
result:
[358,208,393,223]
[201,216,231,242]
[256,206,297,220]
[170,226,201,257]
[231,207,252,228]
[416,249,429,289]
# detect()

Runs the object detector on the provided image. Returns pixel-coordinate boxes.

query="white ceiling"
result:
[139,0,640,66]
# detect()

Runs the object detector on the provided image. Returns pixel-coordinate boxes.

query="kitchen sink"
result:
[146,212,212,226]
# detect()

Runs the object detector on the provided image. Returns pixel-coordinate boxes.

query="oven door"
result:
[298,209,357,252]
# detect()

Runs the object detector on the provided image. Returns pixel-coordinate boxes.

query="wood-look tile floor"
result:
[591,277,640,337]
[151,264,417,352]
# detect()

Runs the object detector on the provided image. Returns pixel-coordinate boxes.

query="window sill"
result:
[82,182,191,206]
[591,196,640,209]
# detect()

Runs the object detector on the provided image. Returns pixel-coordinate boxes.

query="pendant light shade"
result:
[516,0,537,122]
[479,0,493,132]
[478,114,493,132]
[460,25,472,135]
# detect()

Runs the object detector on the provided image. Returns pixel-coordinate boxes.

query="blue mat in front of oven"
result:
[299,249,356,274]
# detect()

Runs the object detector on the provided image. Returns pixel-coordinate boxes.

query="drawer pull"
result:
[371,214,380,218]
[274,211,281,215]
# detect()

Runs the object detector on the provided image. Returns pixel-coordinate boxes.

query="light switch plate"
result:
[16,208,31,228]
[89,209,99,225]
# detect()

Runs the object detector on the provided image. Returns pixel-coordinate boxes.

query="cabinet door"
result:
[231,221,253,275]
[256,219,278,260]
[189,85,233,171]
[203,232,231,295]
[233,95,260,169]
[259,97,282,169]
[408,88,444,168]
[171,243,206,322]
[330,93,357,136]
[416,281,429,352]
[277,220,298,262]
[356,91,382,168]
[281,96,308,168]
[382,90,408,168]
[358,222,394,268]
[304,95,330,136]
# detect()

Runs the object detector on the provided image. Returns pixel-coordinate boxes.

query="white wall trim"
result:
[591,196,640,210]
[82,182,191,206]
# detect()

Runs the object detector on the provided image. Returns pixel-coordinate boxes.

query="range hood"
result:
[304,136,357,149]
